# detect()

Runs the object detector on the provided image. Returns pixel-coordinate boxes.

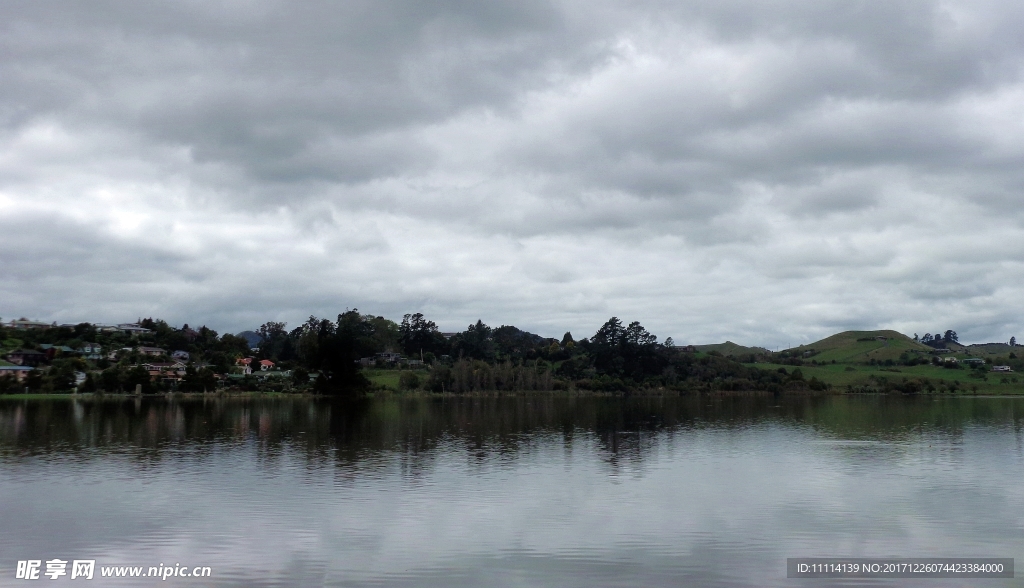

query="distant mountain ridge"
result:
[694,341,769,356]
[236,331,262,348]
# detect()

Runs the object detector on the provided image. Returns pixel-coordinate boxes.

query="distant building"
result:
[142,362,187,382]
[171,350,190,362]
[963,357,985,366]
[0,364,34,381]
[7,318,54,330]
[108,347,133,360]
[137,346,167,357]
[5,349,47,367]
[992,365,1013,372]
[235,357,253,375]
[78,343,103,359]
[117,323,153,335]
[39,344,76,359]
[258,359,274,371]
[376,352,402,363]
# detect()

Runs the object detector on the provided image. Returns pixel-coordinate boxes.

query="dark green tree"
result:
[181,366,217,392]
[399,313,448,358]
[299,312,371,398]
[451,320,494,361]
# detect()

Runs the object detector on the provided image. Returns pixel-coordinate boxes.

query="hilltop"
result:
[694,341,769,357]
[787,330,932,363]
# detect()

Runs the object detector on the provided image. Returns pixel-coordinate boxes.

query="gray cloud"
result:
[1,0,1024,345]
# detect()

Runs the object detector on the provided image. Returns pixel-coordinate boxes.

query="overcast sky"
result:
[2,0,1023,346]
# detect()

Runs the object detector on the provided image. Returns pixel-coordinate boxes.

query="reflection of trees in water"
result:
[1,395,1022,469]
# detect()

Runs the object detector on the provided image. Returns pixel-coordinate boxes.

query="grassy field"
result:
[363,368,422,391]
[749,361,1023,394]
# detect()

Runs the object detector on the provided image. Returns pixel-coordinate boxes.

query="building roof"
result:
[0,364,34,371]
[7,349,46,356]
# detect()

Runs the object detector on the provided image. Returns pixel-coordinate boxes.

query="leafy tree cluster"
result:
[920,330,958,347]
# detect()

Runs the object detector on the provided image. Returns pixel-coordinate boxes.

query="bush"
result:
[0,375,19,394]
[399,371,420,390]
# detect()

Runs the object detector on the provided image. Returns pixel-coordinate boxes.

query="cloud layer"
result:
[2,0,1023,345]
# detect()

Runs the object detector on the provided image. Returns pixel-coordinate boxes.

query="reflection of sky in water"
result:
[0,397,1023,587]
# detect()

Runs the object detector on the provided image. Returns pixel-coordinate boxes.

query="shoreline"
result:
[3,389,1024,400]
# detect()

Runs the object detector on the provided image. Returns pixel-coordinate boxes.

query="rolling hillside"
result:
[784,330,932,363]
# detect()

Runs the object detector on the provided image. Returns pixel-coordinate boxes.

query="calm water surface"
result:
[1,395,1023,587]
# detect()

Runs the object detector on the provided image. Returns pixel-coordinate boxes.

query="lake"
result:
[1,394,1023,587]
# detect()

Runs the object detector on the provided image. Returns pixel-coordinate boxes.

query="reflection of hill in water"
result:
[1,396,1022,463]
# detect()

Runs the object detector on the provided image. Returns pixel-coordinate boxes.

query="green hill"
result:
[785,330,932,363]
[964,343,1017,356]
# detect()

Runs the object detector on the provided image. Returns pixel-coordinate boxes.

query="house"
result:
[171,350,190,362]
[142,362,187,382]
[376,352,402,363]
[963,357,985,366]
[259,359,275,371]
[107,347,133,360]
[5,349,47,367]
[236,357,253,375]
[358,357,376,367]
[137,346,167,357]
[117,323,153,335]
[0,364,34,381]
[942,356,959,363]
[7,318,54,330]
[39,344,76,360]
[78,343,103,360]
[992,365,1013,372]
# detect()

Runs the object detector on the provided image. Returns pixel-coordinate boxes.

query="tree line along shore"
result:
[1,314,1021,397]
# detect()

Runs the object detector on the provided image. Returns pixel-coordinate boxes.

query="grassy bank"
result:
[747,362,1024,394]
